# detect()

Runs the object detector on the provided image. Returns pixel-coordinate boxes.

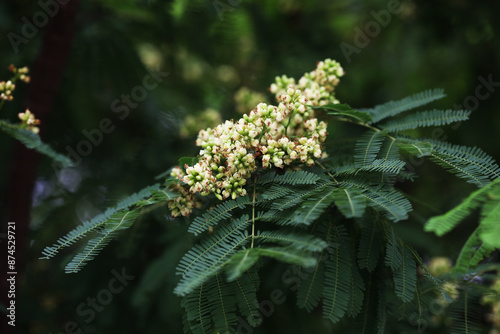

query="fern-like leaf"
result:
[257,170,321,185]
[208,273,238,332]
[425,178,500,236]
[188,195,251,235]
[181,282,212,334]
[260,184,293,201]
[396,245,417,302]
[0,120,72,167]
[358,219,383,272]
[40,184,162,259]
[346,259,365,318]
[366,88,446,123]
[322,224,352,323]
[386,235,417,303]
[292,188,336,225]
[365,188,412,222]
[379,109,471,132]
[453,229,495,275]
[396,137,433,157]
[233,272,260,326]
[271,182,336,211]
[429,141,500,187]
[297,249,327,312]
[331,187,367,218]
[175,216,252,296]
[65,209,141,273]
[354,130,386,167]
[313,103,372,123]
[478,185,500,248]
[255,230,327,252]
[331,159,405,176]
[226,249,260,282]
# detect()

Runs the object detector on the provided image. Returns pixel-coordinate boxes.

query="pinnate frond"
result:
[355,130,386,167]
[0,120,72,167]
[175,216,252,296]
[188,195,251,235]
[366,88,446,123]
[379,109,470,132]
[40,184,162,260]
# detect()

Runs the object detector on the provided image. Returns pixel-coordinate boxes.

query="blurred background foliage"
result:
[0,0,499,333]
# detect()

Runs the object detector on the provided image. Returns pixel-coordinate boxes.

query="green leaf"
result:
[255,230,327,252]
[0,119,72,167]
[385,230,417,303]
[396,139,433,157]
[332,187,367,218]
[179,156,199,169]
[323,224,352,323]
[454,229,495,274]
[314,103,372,123]
[253,246,318,267]
[292,188,336,225]
[425,178,500,236]
[346,261,365,318]
[233,272,260,325]
[355,130,386,167]
[365,88,446,123]
[364,188,412,222]
[297,249,326,312]
[429,141,500,187]
[258,170,321,185]
[208,273,238,332]
[226,249,260,282]
[379,109,470,132]
[175,215,252,296]
[478,186,500,248]
[188,195,251,235]
[331,159,406,177]
[65,209,142,273]
[394,245,417,302]
[358,219,383,272]
[40,183,162,260]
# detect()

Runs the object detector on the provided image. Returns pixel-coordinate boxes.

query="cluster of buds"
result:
[1,65,30,102]
[18,109,41,134]
[234,86,268,114]
[8,65,31,83]
[168,167,202,217]
[0,80,15,101]
[167,59,341,217]
[270,58,344,106]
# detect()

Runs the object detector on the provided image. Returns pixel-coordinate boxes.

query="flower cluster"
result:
[18,109,41,134]
[167,167,202,217]
[168,59,342,217]
[1,65,30,102]
[270,58,344,106]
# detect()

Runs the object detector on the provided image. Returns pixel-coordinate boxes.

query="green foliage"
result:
[0,119,72,167]
[40,183,177,272]
[429,141,500,187]
[313,103,372,123]
[188,195,251,235]
[379,109,471,132]
[331,187,367,218]
[354,130,386,167]
[40,83,500,333]
[363,88,446,123]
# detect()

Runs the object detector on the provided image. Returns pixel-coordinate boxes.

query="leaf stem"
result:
[334,116,396,141]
